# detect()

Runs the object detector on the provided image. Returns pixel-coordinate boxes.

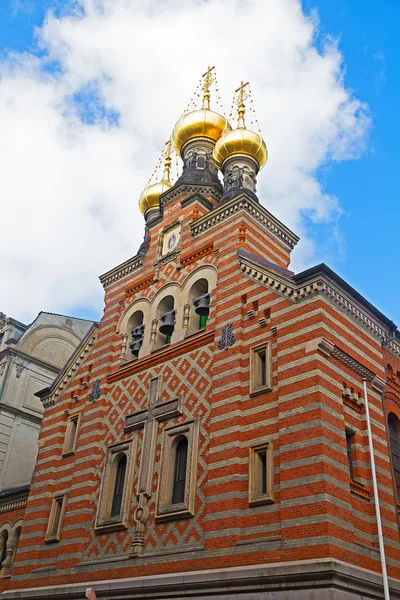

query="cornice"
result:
[37,325,98,408]
[0,347,60,375]
[108,330,215,384]
[238,253,394,345]
[385,338,400,360]
[160,183,222,206]
[306,337,376,380]
[99,255,143,290]
[0,498,27,514]
[306,337,386,396]
[180,192,215,211]
[190,194,299,251]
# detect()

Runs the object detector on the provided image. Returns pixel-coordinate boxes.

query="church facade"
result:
[2,72,400,599]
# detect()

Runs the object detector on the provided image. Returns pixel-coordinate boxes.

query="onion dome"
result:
[213,83,268,170]
[171,67,230,156]
[138,149,172,216]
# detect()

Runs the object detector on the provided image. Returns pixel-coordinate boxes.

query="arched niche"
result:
[117,299,151,361]
[180,266,217,337]
[151,284,181,349]
[155,295,175,350]
[19,325,81,369]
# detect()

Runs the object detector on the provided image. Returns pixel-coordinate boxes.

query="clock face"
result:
[162,225,181,255]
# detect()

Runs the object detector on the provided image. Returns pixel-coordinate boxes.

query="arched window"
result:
[388,413,400,501]
[128,310,144,359]
[10,527,21,570]
[156,295,175,349]
[187,278,209,336]
[0,531,8,570]
[172,437,188,505]
[111,454,127,517]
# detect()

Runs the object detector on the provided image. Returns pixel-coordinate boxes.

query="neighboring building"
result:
[0,311,94,578]
[1,72,400,599]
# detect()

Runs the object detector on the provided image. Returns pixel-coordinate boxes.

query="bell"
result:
[159,310,175,336]
[130,339,142,358]
[131,324,145,339]
[194,293,210,316]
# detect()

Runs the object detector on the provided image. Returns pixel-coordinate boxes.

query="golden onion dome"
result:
[172,109,229,155]
[139,149,172,216]
[138,179,172,215]
[213,84,268,170]
[171,85,230,156]
[213,127,267,170]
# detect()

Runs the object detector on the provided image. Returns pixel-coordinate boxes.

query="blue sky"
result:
[302,0,400,323]
[1,0,399,326]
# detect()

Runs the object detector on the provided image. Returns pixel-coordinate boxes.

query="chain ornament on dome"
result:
[181,65,225,116]
[228,80,261,134]
[147,138,180,186]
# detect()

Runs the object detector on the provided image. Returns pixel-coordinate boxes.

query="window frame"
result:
[250,341,272,395]
[345,428,355,481]
[45,493,68,543]
[155,419,199,522]
[94,439,137,533]
[388,413,400,502]
[248,441,274,507]
[62,413,82,457]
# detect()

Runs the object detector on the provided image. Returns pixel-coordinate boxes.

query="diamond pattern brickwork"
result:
[82,344,213,560]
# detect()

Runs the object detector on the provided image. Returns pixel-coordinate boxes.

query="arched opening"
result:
[0,531,8,570]
[128,310,144,359]
[9,526,21,571]
[111,454,127,517]
[187,278,210,336]
[156,296,175,349]
[389,413,400,501]
[172,436,188,505]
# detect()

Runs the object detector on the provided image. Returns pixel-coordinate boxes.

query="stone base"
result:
[4,559,400,599]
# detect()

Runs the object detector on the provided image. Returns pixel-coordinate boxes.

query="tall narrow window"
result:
[388,413,400,501]
[249,441,274,506]
[172,437,188,505]
[62,414,81,456]
[156,419,199,522]
[95,440,136,533]
[259,450,267,494]
[346,430,355,480]
[111,454,127,517]
[250,342,272,394]
[45,494,67,542]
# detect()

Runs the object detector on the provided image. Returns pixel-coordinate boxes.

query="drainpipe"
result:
[363,378,390,600]
[0,355,11,401]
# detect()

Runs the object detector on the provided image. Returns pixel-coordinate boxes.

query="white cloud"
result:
[0,0,370,323]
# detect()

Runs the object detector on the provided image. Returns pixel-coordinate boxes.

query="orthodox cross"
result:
[124,376,182,555]
[162,139,172,183]
[202,65,215,94]
[235,80,249,105]
[201,65,215,109]
[235,81,249,128]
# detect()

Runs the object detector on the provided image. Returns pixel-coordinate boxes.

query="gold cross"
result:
[202,65,215,94]
[164,138,172,159]
[235,80,249,105]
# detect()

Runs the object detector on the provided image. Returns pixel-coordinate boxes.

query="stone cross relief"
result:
[124,375,182,556]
